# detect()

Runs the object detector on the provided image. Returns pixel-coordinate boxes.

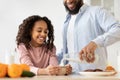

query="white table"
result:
[0,72,120,80]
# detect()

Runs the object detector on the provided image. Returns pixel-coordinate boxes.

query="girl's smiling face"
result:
[30,20,48,47]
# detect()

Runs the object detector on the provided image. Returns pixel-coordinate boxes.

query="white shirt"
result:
[67,14,77,58]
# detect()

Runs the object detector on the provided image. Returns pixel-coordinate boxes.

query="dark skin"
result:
[79,41,97,63]
[64,0,97,63]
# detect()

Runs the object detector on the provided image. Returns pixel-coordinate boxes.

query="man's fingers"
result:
[80,46,96,63]
[79,50,84,60]
[87,53,95,63]
[90,56,95,63]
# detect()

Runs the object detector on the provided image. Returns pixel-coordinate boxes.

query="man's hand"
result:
[79,41,97,63]
[65,64,72,75]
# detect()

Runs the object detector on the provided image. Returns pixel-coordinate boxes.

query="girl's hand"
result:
[65,64,72,75]
[45,65,60,75]
[79,41,97,63]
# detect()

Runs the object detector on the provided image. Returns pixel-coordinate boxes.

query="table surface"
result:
[0,72,120,80]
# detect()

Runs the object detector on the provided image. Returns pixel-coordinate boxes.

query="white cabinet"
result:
[84,0,120,21]
[86,0,114,14]
[114,0,120,21]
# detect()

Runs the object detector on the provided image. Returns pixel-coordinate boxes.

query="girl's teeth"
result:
[39,37,44,40]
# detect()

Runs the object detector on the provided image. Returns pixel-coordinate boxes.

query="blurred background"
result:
[0,0,120,70]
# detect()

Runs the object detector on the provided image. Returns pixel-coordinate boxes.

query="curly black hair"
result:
[16,15,54,52]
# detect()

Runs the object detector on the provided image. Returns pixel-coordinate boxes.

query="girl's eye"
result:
[37,30,42,32]
[44,31,48,34]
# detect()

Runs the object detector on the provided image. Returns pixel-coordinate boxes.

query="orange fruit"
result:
[20,64,30,71]
[8,64,22,78]
[0,63,8,78]
[105,66,115,71]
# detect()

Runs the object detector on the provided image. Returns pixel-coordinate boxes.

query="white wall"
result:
[0,0,66,63]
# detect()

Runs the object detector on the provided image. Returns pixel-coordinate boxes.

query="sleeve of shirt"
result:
[56,50,64,64]
[49,46,59,66]
[92,7,120,47]
[17,43,39,75]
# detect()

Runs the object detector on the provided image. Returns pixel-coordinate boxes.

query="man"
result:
[57,0,120,73]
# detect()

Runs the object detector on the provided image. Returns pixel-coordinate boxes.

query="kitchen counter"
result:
[0,72,120,80]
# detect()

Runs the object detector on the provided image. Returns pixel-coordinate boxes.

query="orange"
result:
[105,66,115,71]
[0,63,8,78]
[8,64,22,78]
[20,64,30,71]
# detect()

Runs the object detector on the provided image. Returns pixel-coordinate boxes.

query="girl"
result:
[16,15,60,75]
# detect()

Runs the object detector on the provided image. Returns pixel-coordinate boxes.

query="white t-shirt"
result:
[67,14,77,58]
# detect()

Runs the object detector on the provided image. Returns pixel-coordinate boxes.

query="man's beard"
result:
[64,0,83,15]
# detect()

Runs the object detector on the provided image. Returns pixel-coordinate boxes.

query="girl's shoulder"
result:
[18,43,26,47]
[48,45,56,55]
[17,43,27,50]
[16,43,29,53]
